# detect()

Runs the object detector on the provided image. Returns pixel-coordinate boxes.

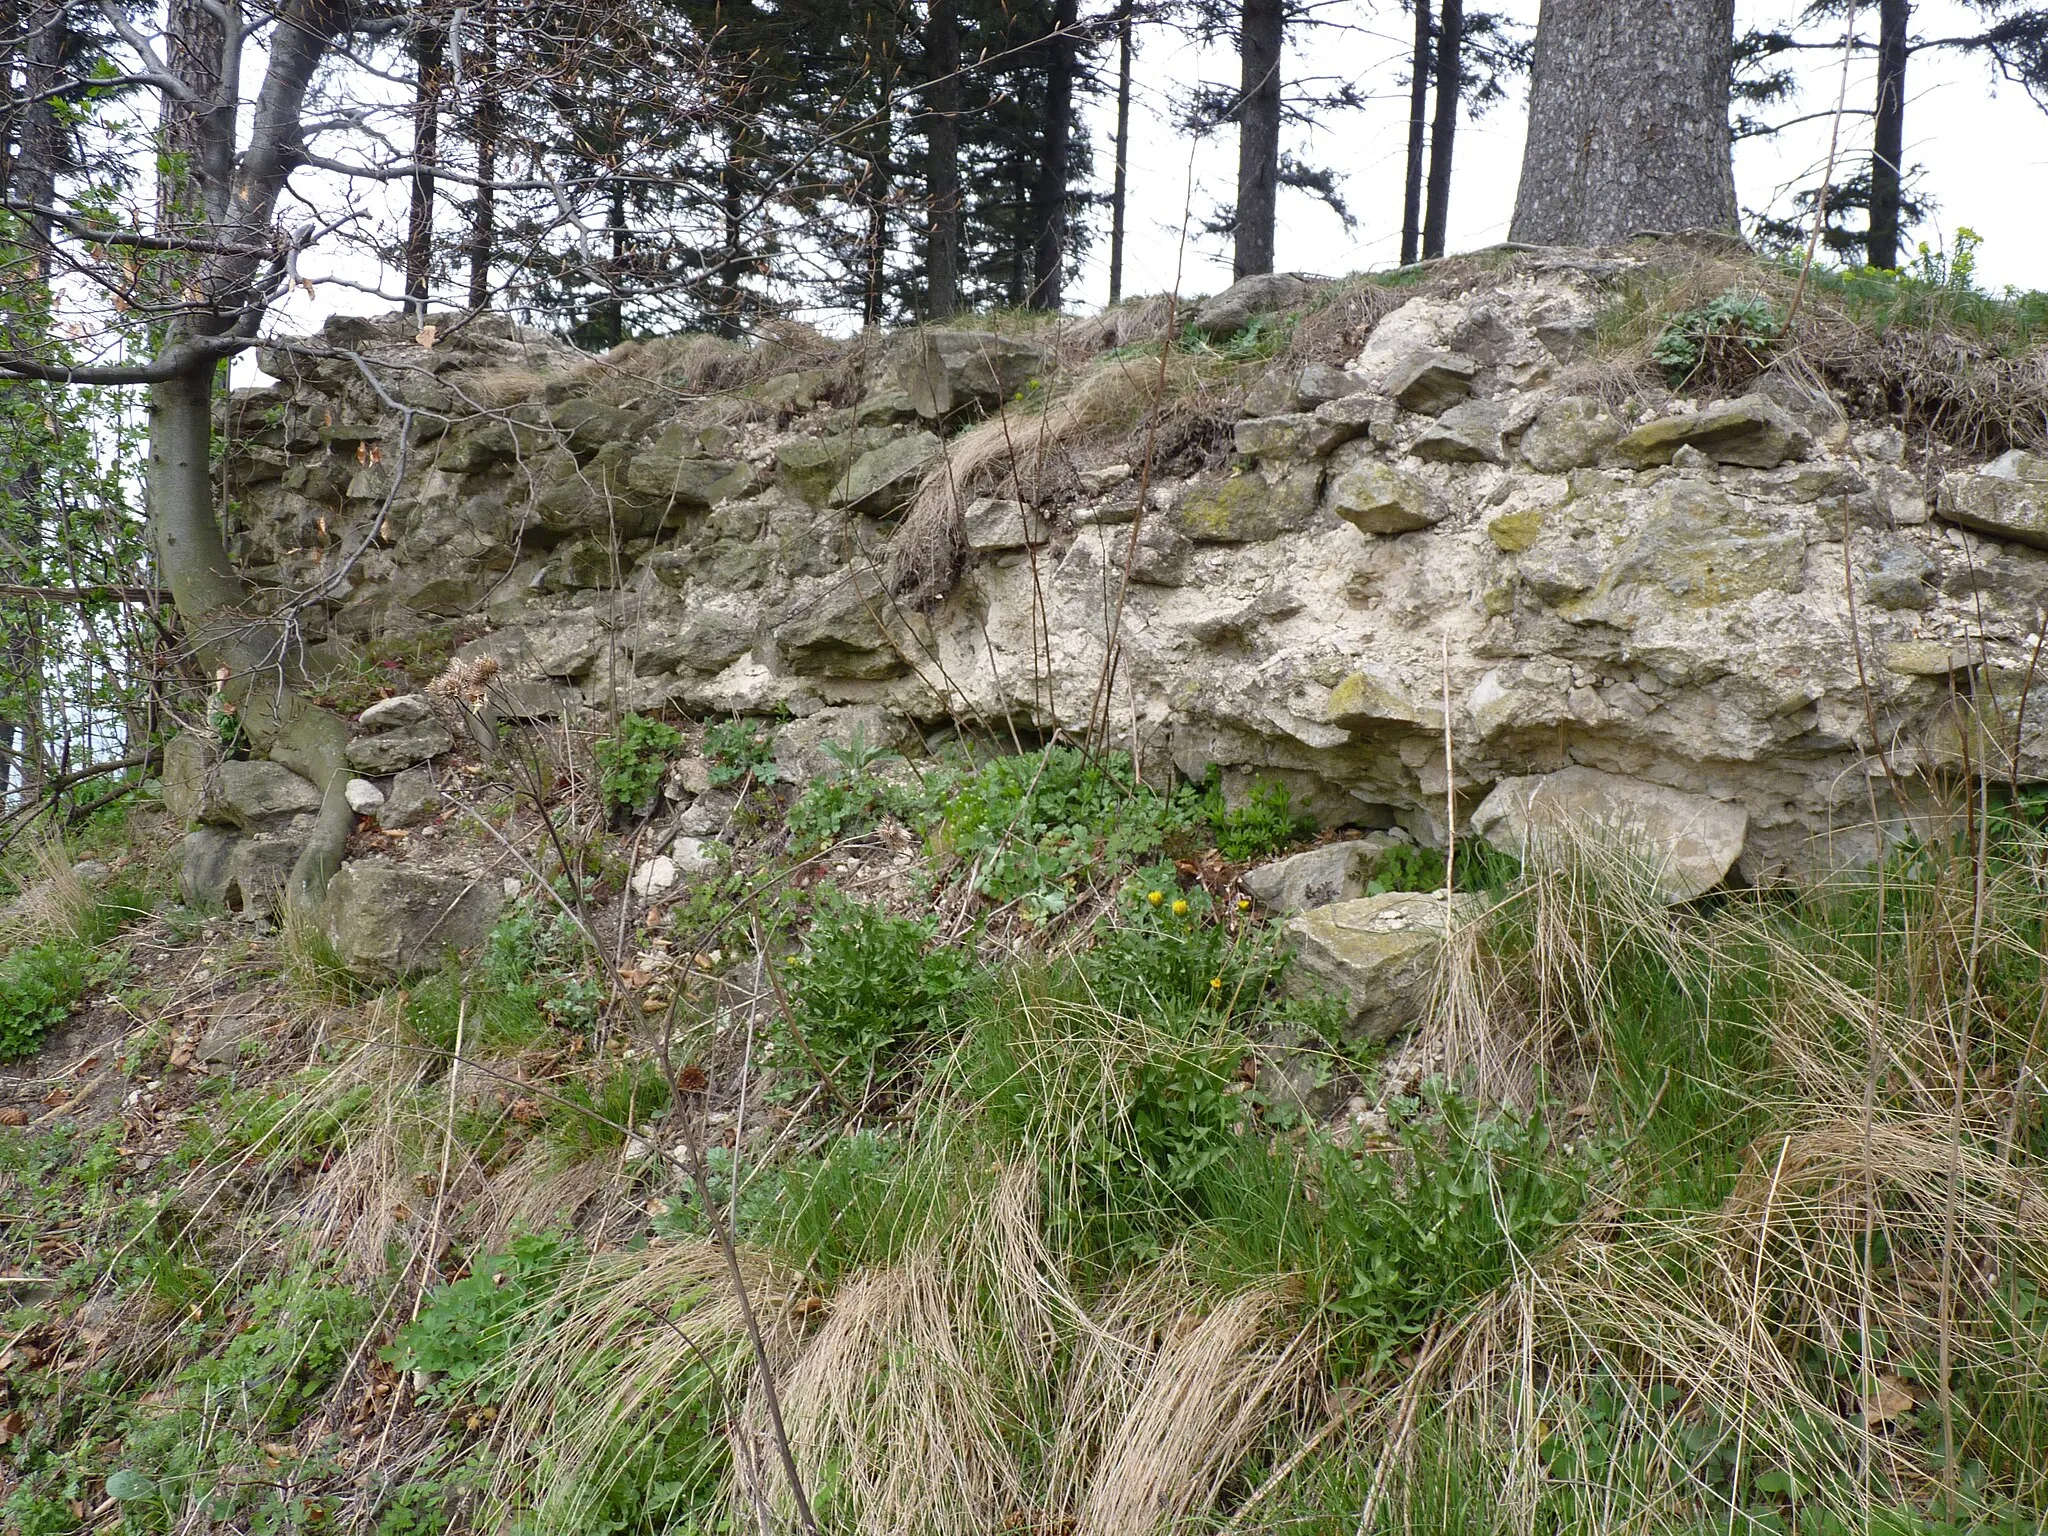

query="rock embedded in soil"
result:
[377,767,441,830]
[1282,890,1479,1042]
[321,860,506,978]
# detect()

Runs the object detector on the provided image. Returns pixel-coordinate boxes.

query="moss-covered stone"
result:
[1324,454,1439,534]
[1486,508,1546,552]
[1174,464,1321,542]
[775,436,863,506]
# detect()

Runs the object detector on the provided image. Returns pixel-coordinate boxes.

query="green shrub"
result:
[704,717,776,788]
[1651,289,1782,386]
[593,712,683,814]
[781,895,972,1091]
[0,939,85,1061]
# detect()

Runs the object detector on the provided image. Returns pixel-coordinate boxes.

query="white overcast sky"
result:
[1076,0,2048,304]
[251,0,2048,360]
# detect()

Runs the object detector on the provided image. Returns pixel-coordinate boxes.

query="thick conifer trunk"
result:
[1233,0,1283,279]
[405,22,444,317]
[1108,0,1132,303]
[1400,0,1431,266]
[467,0,499,310]
[1030,0,1078,309]
[1508,0,1739,245]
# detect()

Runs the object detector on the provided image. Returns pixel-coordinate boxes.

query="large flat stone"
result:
[1283,891,1477,1042]
[346,719,456,775]
[1611,396,1812,469]
[1384,350,1478,415]
[1470,766,1747,904]
[1173,464,1321,543]
[202,760,323,829]
[1936,451,2048,551]
[830,431,943,517]
[892,329,1048,419]
[1240,839,1384,914]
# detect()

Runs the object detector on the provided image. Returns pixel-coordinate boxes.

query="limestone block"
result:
[1936,451,2048,551]
[1283,891,1478,1042]
[1470,766,1747,903]
[346,719,456,775]
[322,861,506,979]
[1324,451,1440,534]
[1611,395,1812,469]
[1239,839,1386,914]
[1519,396,1624,473]
[829,432,943,517]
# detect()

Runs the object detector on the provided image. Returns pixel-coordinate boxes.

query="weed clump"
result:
[592,711,682,814]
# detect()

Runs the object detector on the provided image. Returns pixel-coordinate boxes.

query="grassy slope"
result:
[1,733,2043,1536]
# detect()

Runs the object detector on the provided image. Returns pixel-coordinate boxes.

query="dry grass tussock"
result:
[1598,244,2048,454]
[884,349,1207,605]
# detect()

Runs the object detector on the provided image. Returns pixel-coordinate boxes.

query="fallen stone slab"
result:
[1470,765,1747,904]
[1610,395,1811,470]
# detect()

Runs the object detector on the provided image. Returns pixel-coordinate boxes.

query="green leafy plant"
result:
[937,746,1195,912]
[704,717,777,788]
[592,712,683,814]
[1204,776,1314,861]
[1651,289,1782,386]
[780,895,971,1092]
[387,1234,572,1403]
[786,731,919,852]
[0,939,86,1061]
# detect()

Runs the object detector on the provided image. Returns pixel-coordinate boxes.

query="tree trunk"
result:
[466,0,499,311]
[1233,0,1283,280]
[716,135,746,338]
[1508,0,1739,245]
[146,0,358,911]
[1421,0,1461,258]
[1108,0,1132,303]
[1401,0,1431,266]
[1868,0,1908,271]
[1029,0,1078,310]
[601,181,626,348]
[159,0,234,233]
[2,0,64,799]
[864,87,892,328]
[924,0,961,318]
[406,22,445,318]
